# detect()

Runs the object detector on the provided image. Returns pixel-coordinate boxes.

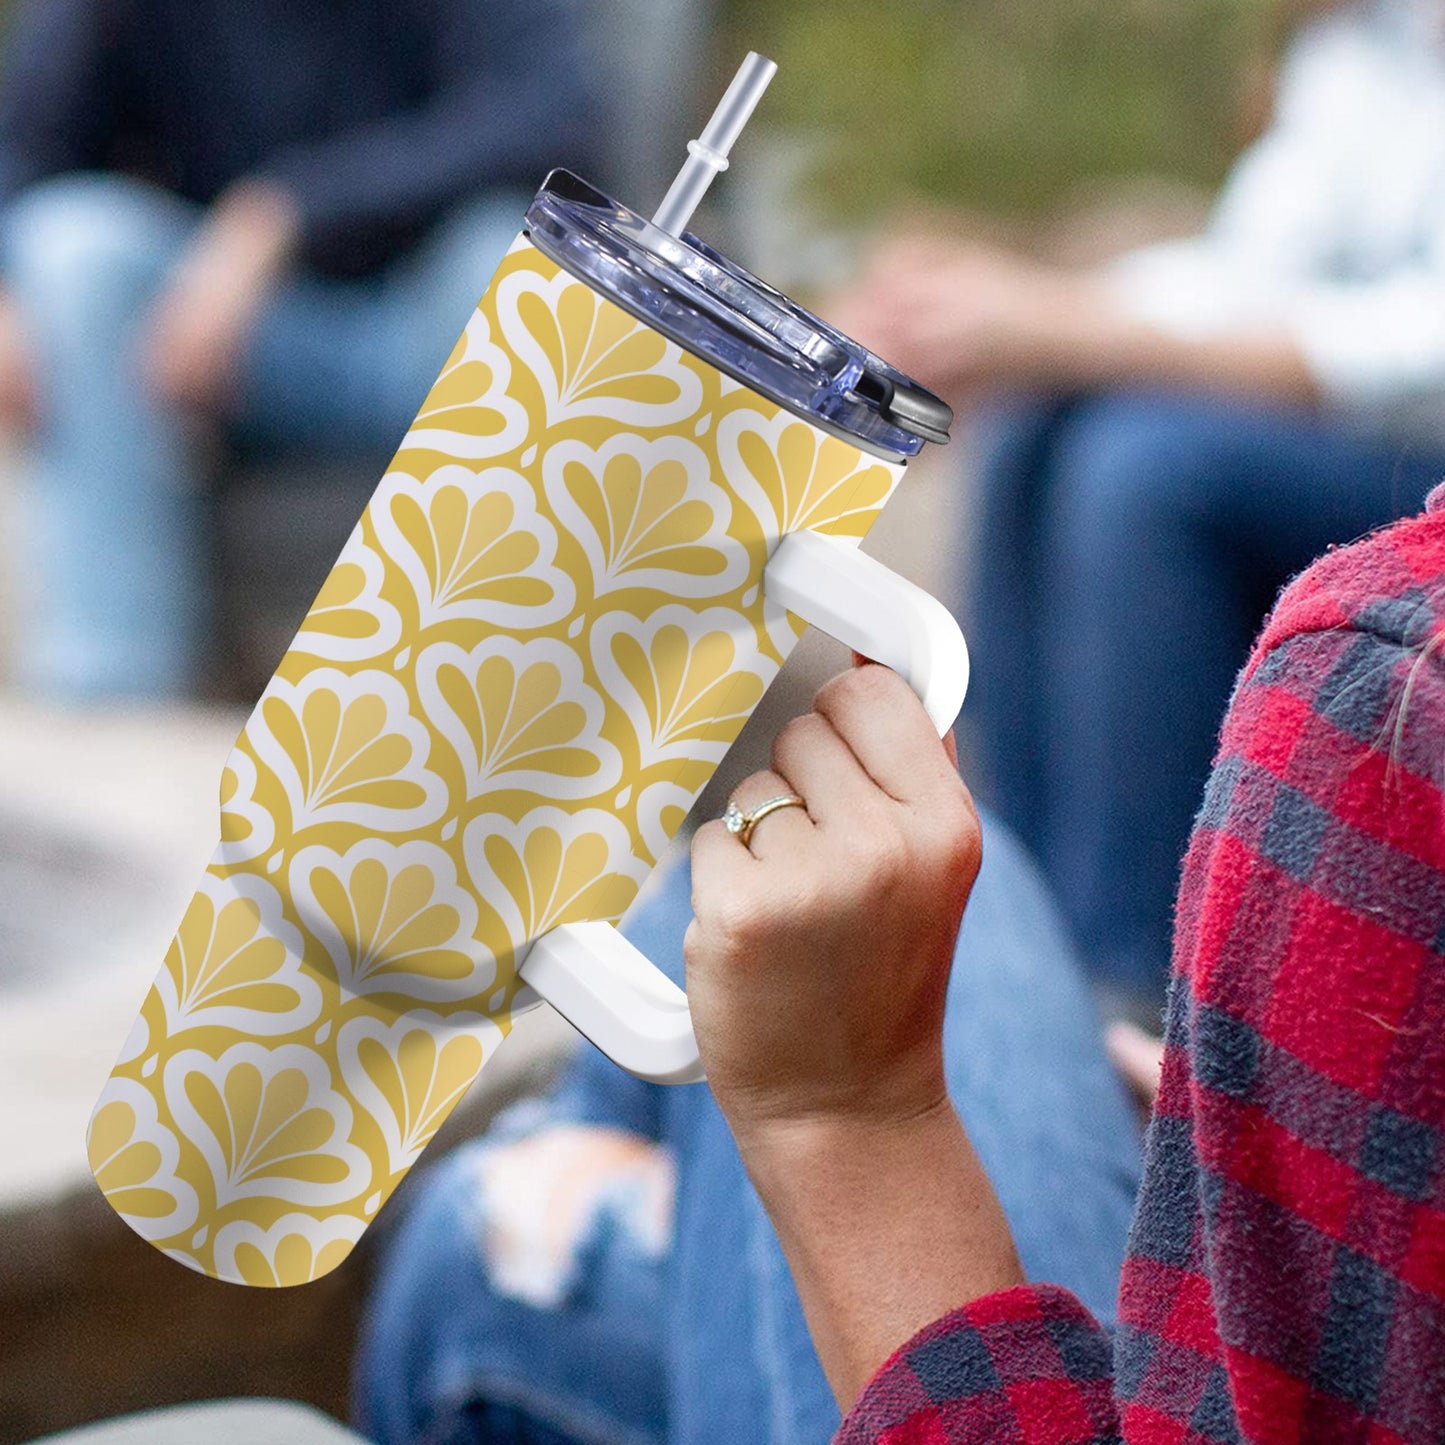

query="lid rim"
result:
[525,221,914,463]
[522,169,952,460]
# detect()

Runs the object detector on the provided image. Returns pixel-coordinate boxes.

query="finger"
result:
[722,766,815,859]
[1105,1022,1166,1106]
[813,662,961,805]
[771,710,890,829]
[850,650,960,788]
[690,816,767,924]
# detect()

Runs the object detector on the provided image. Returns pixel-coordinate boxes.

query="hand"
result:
[0,292,38,435]
[829,229,1319,408]
[140,180,299,415]
[685,661,1023,1409]
[684,660,981,1148]
[827,234,1102,400]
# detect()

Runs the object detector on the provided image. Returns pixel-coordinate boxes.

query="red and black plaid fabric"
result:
[836,499,1445,1444]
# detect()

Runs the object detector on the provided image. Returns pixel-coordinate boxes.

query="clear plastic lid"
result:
[524,170,953,460]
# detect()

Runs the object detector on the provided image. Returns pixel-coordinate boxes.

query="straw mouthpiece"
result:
[651,50,777,237]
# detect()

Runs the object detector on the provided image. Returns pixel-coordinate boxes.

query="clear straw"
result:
[651,50,777,237]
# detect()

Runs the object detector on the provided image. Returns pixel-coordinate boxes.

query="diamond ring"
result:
[722,793,807,847]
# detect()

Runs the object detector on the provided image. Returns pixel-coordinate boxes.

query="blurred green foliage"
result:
[721,0,1290,221]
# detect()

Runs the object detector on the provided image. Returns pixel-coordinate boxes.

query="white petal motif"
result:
[289,838,498,1003]
[212,1212,368,1288]
[634,780,697,865]
[88,1077,200,1243]
[338,1010,504,1176]
[291,526,404,664]
[154,869,321,1037]
[495,265,703,429]
[370,465,576,633]
[463,806,651,949]
[217,746,274,867]
[164,1041,371,1209]
[589,604,775,771]
[715,408,904,547]
[400,306,531,460]
[243,668,448,836]
[415,635,622,802]
[542,433,749,600]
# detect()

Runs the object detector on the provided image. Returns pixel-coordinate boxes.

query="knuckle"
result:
[924,799,982,892]
[941,813,983,882]
[946,782,984,849]
[876,825,912,878]
[786,867,831,917]
[684,909,727,966]
[681,917,708,969]
[848,659,902,705]
[812,669,852,715]
[691,818,729,863]
[815,660,906,723]
[738,766,781,805]
[705,892,768,953]
[772,712,823,766]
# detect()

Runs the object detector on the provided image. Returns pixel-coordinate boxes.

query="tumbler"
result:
[88,55,968,1286]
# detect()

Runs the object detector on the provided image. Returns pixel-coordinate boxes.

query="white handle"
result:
[519,531,969,1083]
[761,530,968,736]
[518,921,705,1084]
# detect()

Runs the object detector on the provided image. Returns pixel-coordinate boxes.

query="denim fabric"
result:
[354,810,1143,1445]
[962,389,1445,1008]
[1,171,526,699]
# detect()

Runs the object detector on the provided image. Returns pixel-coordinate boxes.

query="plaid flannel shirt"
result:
[837,497,1445,1444]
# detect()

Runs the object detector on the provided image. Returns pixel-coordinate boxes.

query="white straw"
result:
[651,51,777,237]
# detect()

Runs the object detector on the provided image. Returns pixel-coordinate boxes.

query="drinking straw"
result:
[651,50,777,236]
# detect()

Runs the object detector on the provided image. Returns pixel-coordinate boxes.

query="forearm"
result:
[139,180,300,412]
[737,1098,1024,1411]
[1060,280,1320,405]
[174,180,300,296]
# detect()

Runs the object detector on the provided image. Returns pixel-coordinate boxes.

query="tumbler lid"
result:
[524,169,953,460]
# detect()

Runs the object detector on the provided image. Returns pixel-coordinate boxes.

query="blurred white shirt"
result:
[1109,0,1445,444]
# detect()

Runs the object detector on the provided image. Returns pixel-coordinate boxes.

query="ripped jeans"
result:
[352,812,1144,1445]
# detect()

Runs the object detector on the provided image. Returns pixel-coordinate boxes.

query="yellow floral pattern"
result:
[91,236,906,1285]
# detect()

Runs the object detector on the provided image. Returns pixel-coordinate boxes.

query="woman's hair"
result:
[1383,603,1445,787]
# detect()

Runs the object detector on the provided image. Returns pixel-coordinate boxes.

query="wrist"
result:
[733,1092,958,1195]
[734,1093,1018,1259]
[1029,272,1130,382]
[712,1050,952,1176]
[732,1095,1025,1409]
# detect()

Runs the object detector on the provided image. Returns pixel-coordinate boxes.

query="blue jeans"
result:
[2,172,526,700]
[963,389,1445,1007]
[353,812,1143,1445]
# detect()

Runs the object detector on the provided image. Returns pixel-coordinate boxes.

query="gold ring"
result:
[722,793,807,847]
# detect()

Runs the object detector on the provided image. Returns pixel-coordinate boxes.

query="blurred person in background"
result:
[836,0,1445,1011]
[0,0,599,701]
